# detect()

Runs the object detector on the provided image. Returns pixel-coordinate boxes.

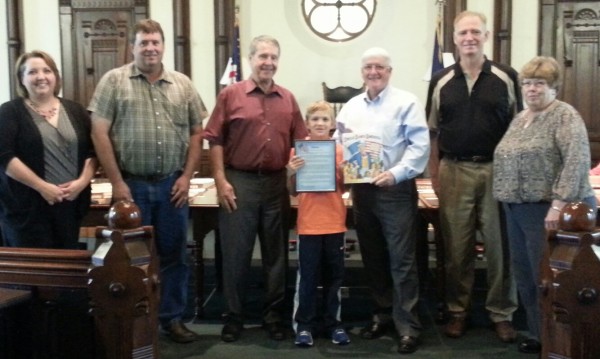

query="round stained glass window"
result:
[302,0,377,42]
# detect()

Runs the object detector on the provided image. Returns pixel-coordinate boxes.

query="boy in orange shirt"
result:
[287,101,349,347]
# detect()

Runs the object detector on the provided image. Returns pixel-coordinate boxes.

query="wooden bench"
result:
[540,203,600,358]
[0,224,159,359]
[0,248,92,358]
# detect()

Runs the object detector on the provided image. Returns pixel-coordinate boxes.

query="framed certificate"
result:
[294,140,336,192]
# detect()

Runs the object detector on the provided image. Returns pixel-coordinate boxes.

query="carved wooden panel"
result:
[541,0,600,162]
[78,16,130,107]
[60,0,148,107]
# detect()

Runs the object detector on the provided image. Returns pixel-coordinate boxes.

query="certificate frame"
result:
[294,140,336,193]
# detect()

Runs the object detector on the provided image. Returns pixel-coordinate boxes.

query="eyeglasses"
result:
[521,79,548,88]
[362,64,390,72]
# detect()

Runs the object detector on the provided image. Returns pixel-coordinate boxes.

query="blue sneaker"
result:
[295,331,314,347]
[331,328,350,345]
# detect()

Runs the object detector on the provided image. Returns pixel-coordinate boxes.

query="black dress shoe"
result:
[221,322,243,342]
[360,321,393,339]
[398,336,419,354]
[163,320,198,344]
[519,338,541,354]
[264,322,286,341]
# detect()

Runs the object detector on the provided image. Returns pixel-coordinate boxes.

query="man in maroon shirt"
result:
[203,35,308,343]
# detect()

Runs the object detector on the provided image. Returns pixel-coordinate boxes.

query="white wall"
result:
[190,1,216,112]
[22,0,62,72]
[242,0,438,111]
[237,0,538,111]
[0,0,539,110]
[512,0,540,73]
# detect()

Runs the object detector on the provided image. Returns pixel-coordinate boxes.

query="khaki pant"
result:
[438,159,517,322]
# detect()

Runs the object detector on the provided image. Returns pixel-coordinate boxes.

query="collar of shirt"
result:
[244,79,283,97]
[128,62,174,84]
[454,56,492,79]
[362,85,390,105]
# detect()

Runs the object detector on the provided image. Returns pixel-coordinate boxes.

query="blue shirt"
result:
[334,85,430,183]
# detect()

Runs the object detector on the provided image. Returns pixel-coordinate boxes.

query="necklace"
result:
[26,99,58,120]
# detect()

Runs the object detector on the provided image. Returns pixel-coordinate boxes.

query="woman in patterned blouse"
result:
[493,56,596,355]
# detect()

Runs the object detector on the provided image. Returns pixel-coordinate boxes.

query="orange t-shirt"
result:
[293,145,347,235]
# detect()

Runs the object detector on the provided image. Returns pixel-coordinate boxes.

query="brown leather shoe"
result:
[494,321,517,343]
[164,320,198,343]
[444,315,466,338]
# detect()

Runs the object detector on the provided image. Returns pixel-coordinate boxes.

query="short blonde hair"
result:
[519,56,562,90]
[305,100,335,127]
[454,10,487,29]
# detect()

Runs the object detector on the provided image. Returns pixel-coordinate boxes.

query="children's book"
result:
[341,133,384,184]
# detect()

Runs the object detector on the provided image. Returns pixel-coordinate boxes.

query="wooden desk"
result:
[86,178,444,320]
[415,179,444,316]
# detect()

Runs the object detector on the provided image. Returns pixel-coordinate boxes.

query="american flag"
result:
[431,11,444,78]
[220,7,242,86]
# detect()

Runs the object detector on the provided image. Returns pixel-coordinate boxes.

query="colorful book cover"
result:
[341,133,384,183]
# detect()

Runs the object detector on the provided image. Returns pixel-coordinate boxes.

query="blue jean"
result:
[503,196,597,340]
[126,172,190,326]
[352,179,422,337]
[292,232,345,334]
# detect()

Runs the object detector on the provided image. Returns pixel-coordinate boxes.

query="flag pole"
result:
[436,0,446,54]
[233,5,241,82]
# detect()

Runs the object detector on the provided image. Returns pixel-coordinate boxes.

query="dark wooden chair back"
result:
[321,82,364,117]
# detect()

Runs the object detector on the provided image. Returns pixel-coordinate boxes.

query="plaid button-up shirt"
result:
[88,63,207,175]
